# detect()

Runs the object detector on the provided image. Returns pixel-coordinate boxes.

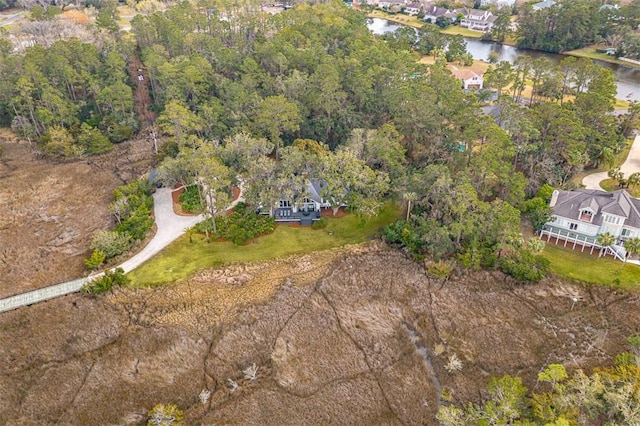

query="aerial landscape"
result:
[2,0,640,423]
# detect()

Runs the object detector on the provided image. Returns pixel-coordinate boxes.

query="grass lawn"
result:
[599,178,640,197]
[366,11,424,28]
[127,202,400,287]
[565,46,640,70]
[541,243,640,290]
[440,26,483,38]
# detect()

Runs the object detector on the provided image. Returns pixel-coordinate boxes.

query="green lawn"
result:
[565,46,640,70]
[440,26,483,38]
[599,178,640,197]
[541,243,640,290]
[127,203,400,287]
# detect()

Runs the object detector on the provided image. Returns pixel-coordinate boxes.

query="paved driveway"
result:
[582,134,640,190]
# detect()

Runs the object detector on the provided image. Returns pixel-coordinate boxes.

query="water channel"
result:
[367,17,640,102]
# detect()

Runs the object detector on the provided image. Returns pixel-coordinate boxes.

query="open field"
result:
[127,203,400,287]
[440,25,483,38]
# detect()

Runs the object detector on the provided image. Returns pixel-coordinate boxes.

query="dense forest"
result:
[0,0,627,280]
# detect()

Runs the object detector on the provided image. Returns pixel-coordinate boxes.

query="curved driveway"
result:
[583,134,640,190]
[0,185,245,313]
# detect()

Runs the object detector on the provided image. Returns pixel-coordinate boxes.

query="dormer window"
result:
[579,209,593,223]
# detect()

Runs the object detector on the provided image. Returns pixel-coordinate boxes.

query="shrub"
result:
[147,403,184,426]
[90,230,132,260]
[312,217,328,229]
[84,249,106,270]
[116,209,153,241]
[111,179,154,241]
[196,209,275,245]
[178,185,202,213]
[82,267,129,294]
[499,249,550,282]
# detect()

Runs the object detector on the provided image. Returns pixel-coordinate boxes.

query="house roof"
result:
[424,5,449,17]
[308,179,326,203]
[406,2,422,9]
[447,65,483,81]
[552,189,640,228]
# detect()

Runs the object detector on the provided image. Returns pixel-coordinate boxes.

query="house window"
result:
[279,200,291,208]
[622,228,633,237]
[569,223,578,231]
[579,210,593,222]
[604,214,622,225]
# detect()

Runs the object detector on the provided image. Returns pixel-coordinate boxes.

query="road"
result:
[0,188,204,313]
[582,133,640,190]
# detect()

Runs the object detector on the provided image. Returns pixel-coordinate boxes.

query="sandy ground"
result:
[1,243,638,425]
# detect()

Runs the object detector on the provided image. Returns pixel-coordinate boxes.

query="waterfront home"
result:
[460,9,496,32]
[542,188,640,260]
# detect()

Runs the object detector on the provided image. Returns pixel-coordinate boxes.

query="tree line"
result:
[516,0,640,56]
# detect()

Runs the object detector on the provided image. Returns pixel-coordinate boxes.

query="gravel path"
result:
[0,185,243,313]
[582,134,640,190]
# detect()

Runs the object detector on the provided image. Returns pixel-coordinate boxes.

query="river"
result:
[367,17,640,102]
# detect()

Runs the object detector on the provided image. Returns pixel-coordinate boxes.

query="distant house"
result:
[423,5,450,23]
[480,0,515,7]
[404,2,422,15]
[542,189,640,260]
[447,65,484,89]
[531,0,556,11]
[271,180,332,226]
[460,9,497,32]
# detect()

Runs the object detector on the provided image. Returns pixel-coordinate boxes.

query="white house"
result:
[480,0,515,8]
[460,9,497,32]
[542,188,640,259]
[447,65,484,89]
[404,2,422,16]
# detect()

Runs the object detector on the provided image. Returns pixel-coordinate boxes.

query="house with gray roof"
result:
[460,9,497,32]
[423,5,450,23]
[272,179,332,225]
[542,188,640,259]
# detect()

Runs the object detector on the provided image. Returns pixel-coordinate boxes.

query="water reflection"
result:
[367,17,640,102]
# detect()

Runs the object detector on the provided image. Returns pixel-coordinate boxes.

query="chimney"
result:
[549,190,559,207]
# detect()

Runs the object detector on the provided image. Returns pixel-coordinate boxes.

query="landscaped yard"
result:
[127,203,400,287]
[566,46,640,70]
[570,138,633,187]
[599,178,640,197]
[541,243,640,290]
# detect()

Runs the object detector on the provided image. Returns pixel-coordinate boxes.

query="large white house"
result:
[480,0,515,8]
[460,9,497,32]
[543,188,640,259]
